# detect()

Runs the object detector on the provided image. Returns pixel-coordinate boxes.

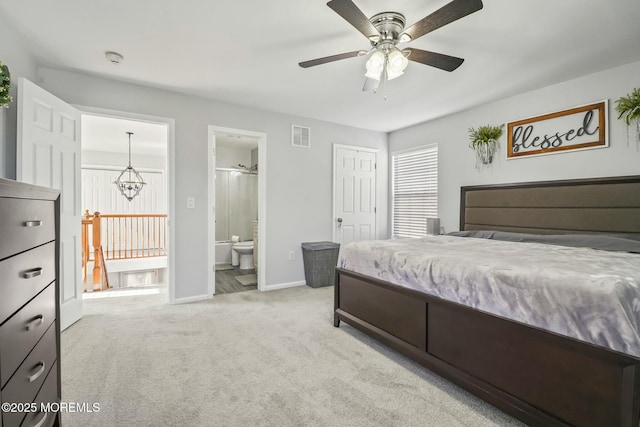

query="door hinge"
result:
[374,163,377,169]
[374,207,376,213]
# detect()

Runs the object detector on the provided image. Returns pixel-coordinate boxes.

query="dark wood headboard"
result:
[460,175,640,236]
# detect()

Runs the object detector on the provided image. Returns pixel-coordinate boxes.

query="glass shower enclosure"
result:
[215,168,258,242]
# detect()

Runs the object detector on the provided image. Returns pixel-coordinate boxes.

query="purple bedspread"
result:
[339,235,640,358]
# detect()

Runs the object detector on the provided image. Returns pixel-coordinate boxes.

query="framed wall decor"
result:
[507,100,608,159]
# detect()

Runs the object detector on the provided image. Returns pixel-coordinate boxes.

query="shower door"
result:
[215,169,258,242]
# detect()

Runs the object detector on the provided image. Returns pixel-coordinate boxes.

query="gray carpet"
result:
[61,286,524,427]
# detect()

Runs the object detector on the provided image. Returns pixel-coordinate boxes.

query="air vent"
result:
[291,125,310,148]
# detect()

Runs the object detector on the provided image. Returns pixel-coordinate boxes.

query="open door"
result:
[17,78,83,330]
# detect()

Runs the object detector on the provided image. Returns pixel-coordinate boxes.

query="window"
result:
[391,145,438,238]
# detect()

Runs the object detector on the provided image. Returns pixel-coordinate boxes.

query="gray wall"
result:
[216,145,252,169]
[36,67,388,299]
[0,13,38,179]
[389,60,640,234]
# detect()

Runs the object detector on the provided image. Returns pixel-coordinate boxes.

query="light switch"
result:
[187,197,195,209]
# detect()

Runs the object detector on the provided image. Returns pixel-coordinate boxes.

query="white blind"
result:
[392,146,438,238]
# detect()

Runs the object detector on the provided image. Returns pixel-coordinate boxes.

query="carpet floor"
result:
[61,286,523,427]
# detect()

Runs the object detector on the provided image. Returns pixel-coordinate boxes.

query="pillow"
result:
[448,230,640,253]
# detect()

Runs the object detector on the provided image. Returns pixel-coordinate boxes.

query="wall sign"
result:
[507,101,608,159]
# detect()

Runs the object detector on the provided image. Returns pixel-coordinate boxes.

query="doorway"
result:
[208,126,267,295]
[79,106,176,303]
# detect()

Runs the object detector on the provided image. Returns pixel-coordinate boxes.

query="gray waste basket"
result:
[301,241,340,288]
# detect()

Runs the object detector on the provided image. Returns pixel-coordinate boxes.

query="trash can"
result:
[301,241,340,288]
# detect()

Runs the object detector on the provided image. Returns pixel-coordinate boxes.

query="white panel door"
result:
[17,78,82,331]
[333,145,377,248]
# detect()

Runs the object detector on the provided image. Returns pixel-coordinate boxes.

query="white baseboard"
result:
[172,294,211,304]
[264,280,306,291]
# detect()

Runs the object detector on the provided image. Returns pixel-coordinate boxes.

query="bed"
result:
[334,175,640,427]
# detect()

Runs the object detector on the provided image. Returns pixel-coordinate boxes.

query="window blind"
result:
[392,146,438,238]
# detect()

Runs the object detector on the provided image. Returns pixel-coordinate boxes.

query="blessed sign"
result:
[507,101,608,159]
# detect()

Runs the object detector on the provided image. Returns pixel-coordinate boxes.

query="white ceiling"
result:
[81,115,167,156]
[3,1,640,133]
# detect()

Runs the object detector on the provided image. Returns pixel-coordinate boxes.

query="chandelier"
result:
[113,132,145,201]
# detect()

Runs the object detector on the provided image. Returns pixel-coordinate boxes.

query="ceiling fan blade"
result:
[299,50,362,68]
[327,0,380,40]
[406,49,464,72]
[402,0,483,41]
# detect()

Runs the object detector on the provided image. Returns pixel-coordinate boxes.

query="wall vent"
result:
[291,125,311,148]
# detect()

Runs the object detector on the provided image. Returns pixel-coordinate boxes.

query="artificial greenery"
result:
[0,60,12,108]
[468,124,503,168]
[468,124,504,147]
[615,87,640,126]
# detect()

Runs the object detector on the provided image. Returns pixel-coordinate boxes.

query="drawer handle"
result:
[24,220,43,227]
[28,361,46,383]
[32,411,48,427]
[21,267,43,279]
[26,315,44,331]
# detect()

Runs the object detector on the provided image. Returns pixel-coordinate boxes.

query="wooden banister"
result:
[92,212,102,291]
[96,246,109,291]
[80,211,168,291]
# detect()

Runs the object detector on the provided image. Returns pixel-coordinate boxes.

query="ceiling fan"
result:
[299,0,483,92]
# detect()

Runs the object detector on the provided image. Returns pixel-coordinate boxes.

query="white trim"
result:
[264,281,306,291]
[75,105,177,304]
[208,125,267,294]
[102,256,167,273]
[332,144,379,243]
[82,164,165,174]
[173,294,210,304]
[207,128,216,296]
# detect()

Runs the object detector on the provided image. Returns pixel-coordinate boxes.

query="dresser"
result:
[0,178,60,427]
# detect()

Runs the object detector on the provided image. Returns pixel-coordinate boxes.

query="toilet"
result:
[232,241,254,270]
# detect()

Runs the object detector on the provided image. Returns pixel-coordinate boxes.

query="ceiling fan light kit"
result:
[299,0,484,93]
[364,51,385,80]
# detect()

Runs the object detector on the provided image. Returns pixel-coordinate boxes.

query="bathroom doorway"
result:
[208,126,267,295]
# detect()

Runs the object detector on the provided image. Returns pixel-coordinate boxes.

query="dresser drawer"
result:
[0,284,56,389]
[1,323,57,426]
[0,198,55,261]
[18,364,58,427]
[0,242,56,325]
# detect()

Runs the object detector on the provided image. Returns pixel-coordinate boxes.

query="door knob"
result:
[337,217,342,227]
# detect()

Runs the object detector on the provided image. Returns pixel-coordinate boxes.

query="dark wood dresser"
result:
[0,178,60,427]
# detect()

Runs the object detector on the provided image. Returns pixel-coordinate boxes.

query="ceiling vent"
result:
[291,125,311,148]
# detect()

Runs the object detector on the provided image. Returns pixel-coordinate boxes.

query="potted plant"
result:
[0,60,12,109]
[468,124,503,168]
[615,87,640,143]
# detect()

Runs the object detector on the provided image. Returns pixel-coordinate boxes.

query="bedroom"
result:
[1,1,640,426]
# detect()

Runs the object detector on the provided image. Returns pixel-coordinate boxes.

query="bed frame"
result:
[334,175,640,427]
